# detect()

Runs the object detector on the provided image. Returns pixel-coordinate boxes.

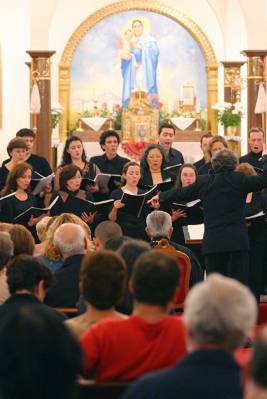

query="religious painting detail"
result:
[70,10,208,155]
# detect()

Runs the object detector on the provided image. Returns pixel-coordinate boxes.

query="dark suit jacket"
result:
[44,254,84,308]
[160,156,267,254]
[122,349,243,399]
[0,293,65,322]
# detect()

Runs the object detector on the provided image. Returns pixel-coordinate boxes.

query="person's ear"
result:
[145,227,151,238]
[128,280,134,294]
[35,280,45,302]
[53,245,63,259]
[84,237,88,251]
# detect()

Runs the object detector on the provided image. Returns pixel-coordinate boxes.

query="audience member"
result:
[158,123,184,167]
[44,223,87,307]
[65,250,127,338]
[93,220,122,250]
[146,210,203,285]
[244,327,267,399]
[104,235,131,251]
[34,216,52,256]
[123,274,257,399]
[0,232,14,304]
[39,213,93,273]
[0,305,82,399]
[193,132,212,170]
[117,239,151,314]
[9,224,35,257]
[0,255,56,320]
[80,251,186,381]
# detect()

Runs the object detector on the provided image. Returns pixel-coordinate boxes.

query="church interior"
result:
[1,1,267,398]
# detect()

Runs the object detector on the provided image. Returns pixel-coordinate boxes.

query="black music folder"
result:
[81,173,121,192]
[121,186,158,218]
[14,195,59,223]
[62,195,115,215]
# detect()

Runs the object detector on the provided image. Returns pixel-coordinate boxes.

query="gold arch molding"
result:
[59,0,218,140]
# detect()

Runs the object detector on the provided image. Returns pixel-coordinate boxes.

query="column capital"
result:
[26,50,56,59]
[220,61,246,68]
[241,50,267,57]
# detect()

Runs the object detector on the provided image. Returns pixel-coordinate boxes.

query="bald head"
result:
[53,223,86,259]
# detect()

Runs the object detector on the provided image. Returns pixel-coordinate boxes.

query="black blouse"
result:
[109,188,149,241]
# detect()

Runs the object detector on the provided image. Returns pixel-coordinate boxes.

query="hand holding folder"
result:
[121,186,158,218]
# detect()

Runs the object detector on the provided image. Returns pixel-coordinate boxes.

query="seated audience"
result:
[146,210,203,285]
[0,305,82,399]
[44,223,88,308]
[244,327,267,399]
[39,213,93,272]
[0,254,56,320]
[117,239,151,314]
[93,220,122,250]
[80,251,186,381]
[104,235,131,251]
[65,250,127,338]
[123,274,257,399]
[34,215,52,256]
[0,232,14,304]
[9,224,35,257]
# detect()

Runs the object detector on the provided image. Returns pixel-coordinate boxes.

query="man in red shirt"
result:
[80,251,186,381]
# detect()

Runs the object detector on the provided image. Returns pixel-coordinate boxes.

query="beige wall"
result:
[0,0,266,160]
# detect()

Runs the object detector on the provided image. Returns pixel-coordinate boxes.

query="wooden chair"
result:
[71,378,129,399]
[53,307,78,318]
[153,238,192,309]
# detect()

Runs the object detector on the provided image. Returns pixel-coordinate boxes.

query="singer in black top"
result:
[54,135,94,191]
[239,128,265,169]
[171,164,203,245]
[50,165,95,225]
[139,144,175,188]
[0,138,28,191]
[0,163,43,240]
[198,135,228,175]
[150,149,267,285]
[109,161,149,241]
[236,162,267,302]
[158,123,184,167]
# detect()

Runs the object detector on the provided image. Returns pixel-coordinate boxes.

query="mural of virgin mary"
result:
[120,18,159,108]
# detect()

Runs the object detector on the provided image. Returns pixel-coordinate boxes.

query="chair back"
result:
[72,379,129,399]
[153,238,191,308]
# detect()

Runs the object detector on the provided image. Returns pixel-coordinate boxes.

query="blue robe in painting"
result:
[121,34,159,108]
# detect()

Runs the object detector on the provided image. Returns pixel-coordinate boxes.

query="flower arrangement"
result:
[51,102,64,128]
[212,102,244,128]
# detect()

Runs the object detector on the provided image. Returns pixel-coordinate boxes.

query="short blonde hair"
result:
[40,213,94,261]
[36,216,52,242]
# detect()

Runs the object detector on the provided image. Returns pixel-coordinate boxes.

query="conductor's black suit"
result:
[159,155,267,284]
